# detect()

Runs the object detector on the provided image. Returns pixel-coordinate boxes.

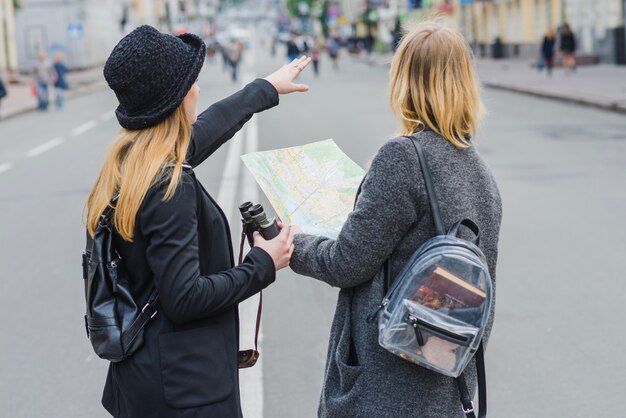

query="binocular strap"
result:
[238,223,262,369]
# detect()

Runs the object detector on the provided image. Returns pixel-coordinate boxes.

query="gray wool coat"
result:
[291,131,502,418]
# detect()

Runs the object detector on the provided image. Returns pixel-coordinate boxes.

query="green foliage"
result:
[13,0,22,10]
[287,0,313,17]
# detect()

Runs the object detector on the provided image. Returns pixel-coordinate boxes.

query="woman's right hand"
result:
[263,56,311,94]
[253,223,295,271]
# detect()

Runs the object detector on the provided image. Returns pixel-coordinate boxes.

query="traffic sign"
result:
[67,23,84,40]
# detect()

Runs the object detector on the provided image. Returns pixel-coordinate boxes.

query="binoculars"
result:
[238,202,280,245]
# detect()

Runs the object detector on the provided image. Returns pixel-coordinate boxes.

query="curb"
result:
[0,80,108,121]
[482,82,626,115]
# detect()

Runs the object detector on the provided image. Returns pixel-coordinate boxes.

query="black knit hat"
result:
[103,25,206,130]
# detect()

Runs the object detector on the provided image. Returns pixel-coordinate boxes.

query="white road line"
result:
[216,130,244,220]
[239,112,264,418]
[215,71,263,418]
[241,114,260,205]
[0,163,13,174]
[100,111,115,121]
[26,137,65,158]
[216,72,257,219]
[71,120,98,136]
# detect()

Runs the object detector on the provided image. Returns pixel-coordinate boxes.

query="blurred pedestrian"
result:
[327,38,340,70]
[560,23,577,73]
[540,29,556,76]
[33,50,55,111]
[226,40,244,83]
[270,34,278,57]
[290,21,501,417]
[391,18,403,53]
[53,52,69,109]
[88,25,310,418]
[286,33,300,62]
[364,33,374,55]
[206,39,217,64]
[311,43,320,76]
[219,42,230,71]
[296,34,309,55]
[0,75,6,119]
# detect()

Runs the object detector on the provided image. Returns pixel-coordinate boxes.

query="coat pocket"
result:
[158,327,234,409]
[334,300,363,393]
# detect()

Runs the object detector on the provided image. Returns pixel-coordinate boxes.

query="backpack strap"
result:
[98,193,119,226]
[448,218,481,246]
[406,136,445,236]
[122,289,159,352]
[456,341,487,418]
[405,138,487,417]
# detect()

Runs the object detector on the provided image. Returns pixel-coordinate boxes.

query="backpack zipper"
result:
[406,314,470,346]
[366,298,389,323]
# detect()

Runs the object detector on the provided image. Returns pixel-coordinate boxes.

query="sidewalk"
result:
[475,58,626,113]
[350,52,626,113]
[0,67,107,119]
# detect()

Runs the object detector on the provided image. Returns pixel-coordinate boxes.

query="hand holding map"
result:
[241,139,365,239]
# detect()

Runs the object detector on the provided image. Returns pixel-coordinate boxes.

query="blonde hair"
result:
[86,105,191,241]
[389,21,484,148]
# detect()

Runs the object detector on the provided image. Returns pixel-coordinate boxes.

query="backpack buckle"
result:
[462,401,475,414]
[142,303,157,319]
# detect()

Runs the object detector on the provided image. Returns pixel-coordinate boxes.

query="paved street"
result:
[1,31,626,418]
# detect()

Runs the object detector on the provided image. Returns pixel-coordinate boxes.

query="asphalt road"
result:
[1,30,625,418]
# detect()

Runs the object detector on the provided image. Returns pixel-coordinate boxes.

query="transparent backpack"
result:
[378,229,492,378]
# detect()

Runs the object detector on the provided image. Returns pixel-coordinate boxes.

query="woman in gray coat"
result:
[291,22,502,417]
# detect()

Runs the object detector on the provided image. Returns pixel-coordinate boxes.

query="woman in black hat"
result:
[85,25,310,417]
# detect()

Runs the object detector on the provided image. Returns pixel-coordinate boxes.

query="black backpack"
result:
[82,194,159,362]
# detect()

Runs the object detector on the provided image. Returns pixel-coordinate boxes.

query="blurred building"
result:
[0,0,18,72]
[138,0,216,34]
[14,0,131,71]
[410,0,626,64]
[12,0,211,72]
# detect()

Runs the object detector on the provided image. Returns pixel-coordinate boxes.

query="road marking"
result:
[71,120,98,136]
[239,112,264,418]
[0,163,13,174]
[242,114,259,205]
[100,111,115,121]
[214,71,263,418]
[216,130,244,221]
[26,137,65,158]
[216,72,257,220]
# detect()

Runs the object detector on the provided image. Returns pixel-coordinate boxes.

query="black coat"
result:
[541,37,555,60]
[100,79,279,417]
[560,32,576,53]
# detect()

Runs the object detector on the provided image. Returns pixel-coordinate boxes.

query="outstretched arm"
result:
[187,56,312,167]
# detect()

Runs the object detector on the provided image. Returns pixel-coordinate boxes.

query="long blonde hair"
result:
[389,21,484,148]
[86,105,191,241]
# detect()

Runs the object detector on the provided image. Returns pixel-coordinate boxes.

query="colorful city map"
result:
[241,139,365,239]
